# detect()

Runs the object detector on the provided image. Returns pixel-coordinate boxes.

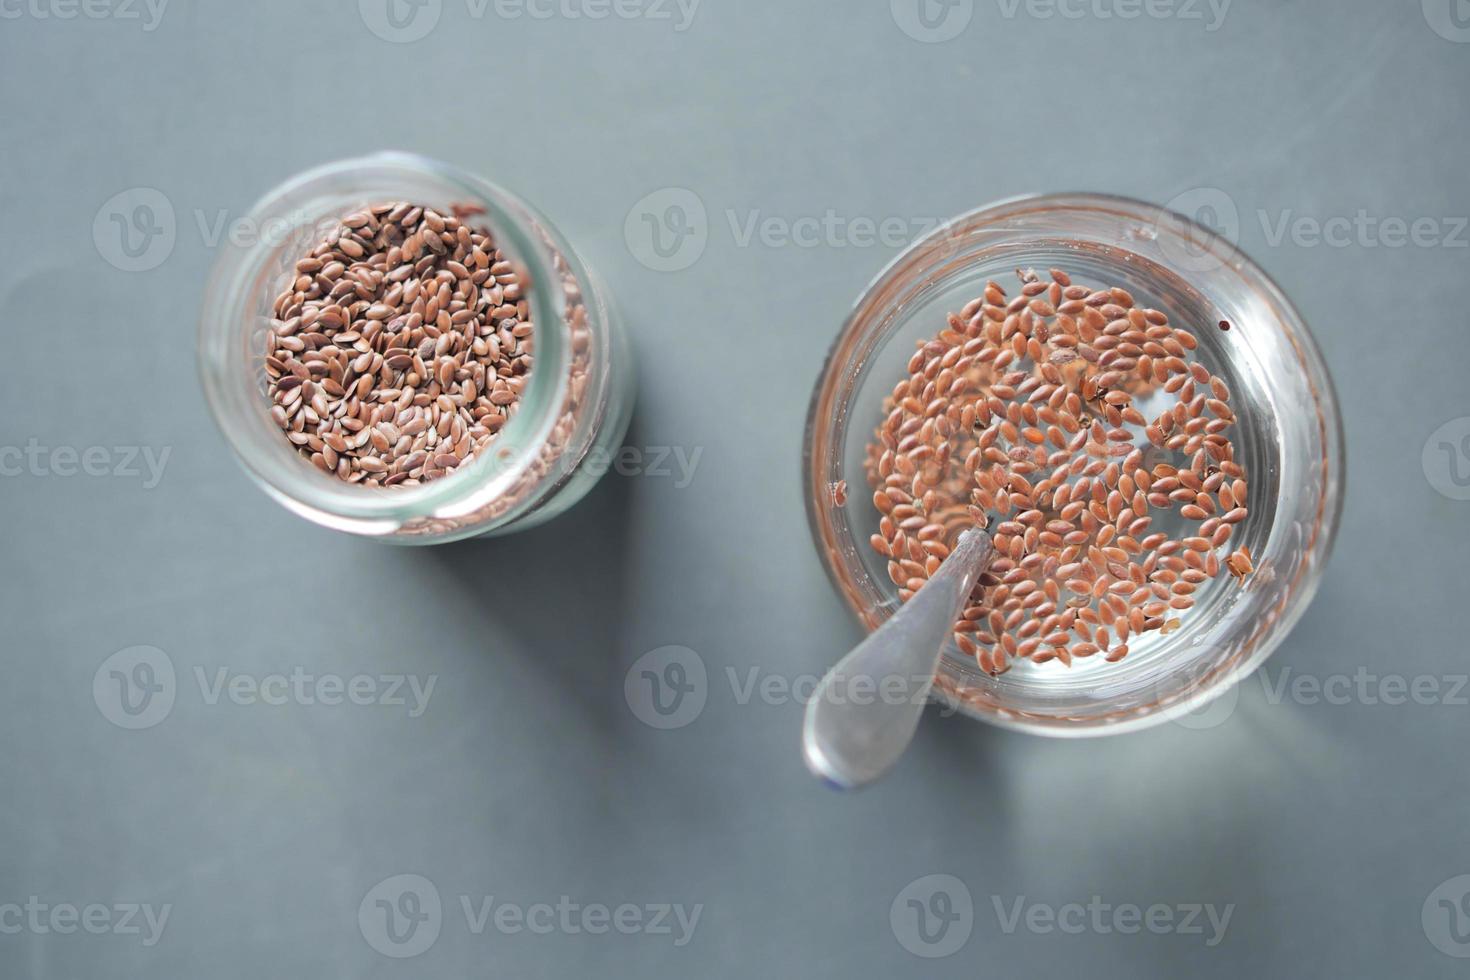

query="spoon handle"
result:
[803,528,995,790]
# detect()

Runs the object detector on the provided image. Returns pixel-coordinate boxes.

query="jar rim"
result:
[803,191,1346,735]
[198,152,571,536]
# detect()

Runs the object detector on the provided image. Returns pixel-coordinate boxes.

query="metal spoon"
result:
[803,528,995,790]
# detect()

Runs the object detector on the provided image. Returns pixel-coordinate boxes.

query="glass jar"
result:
[199,153,634,544]
[804,192,1345,736]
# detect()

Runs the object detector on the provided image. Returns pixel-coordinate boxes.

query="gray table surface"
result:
[3,1,1469,976]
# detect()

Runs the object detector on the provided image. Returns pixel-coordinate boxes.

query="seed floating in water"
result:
[865,268,1249,676]
[1226,545,1254,582]
[264,202,532,487]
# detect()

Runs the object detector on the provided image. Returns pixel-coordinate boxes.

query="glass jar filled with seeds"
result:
[200,153,634,543]
[804,193,1344,735]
